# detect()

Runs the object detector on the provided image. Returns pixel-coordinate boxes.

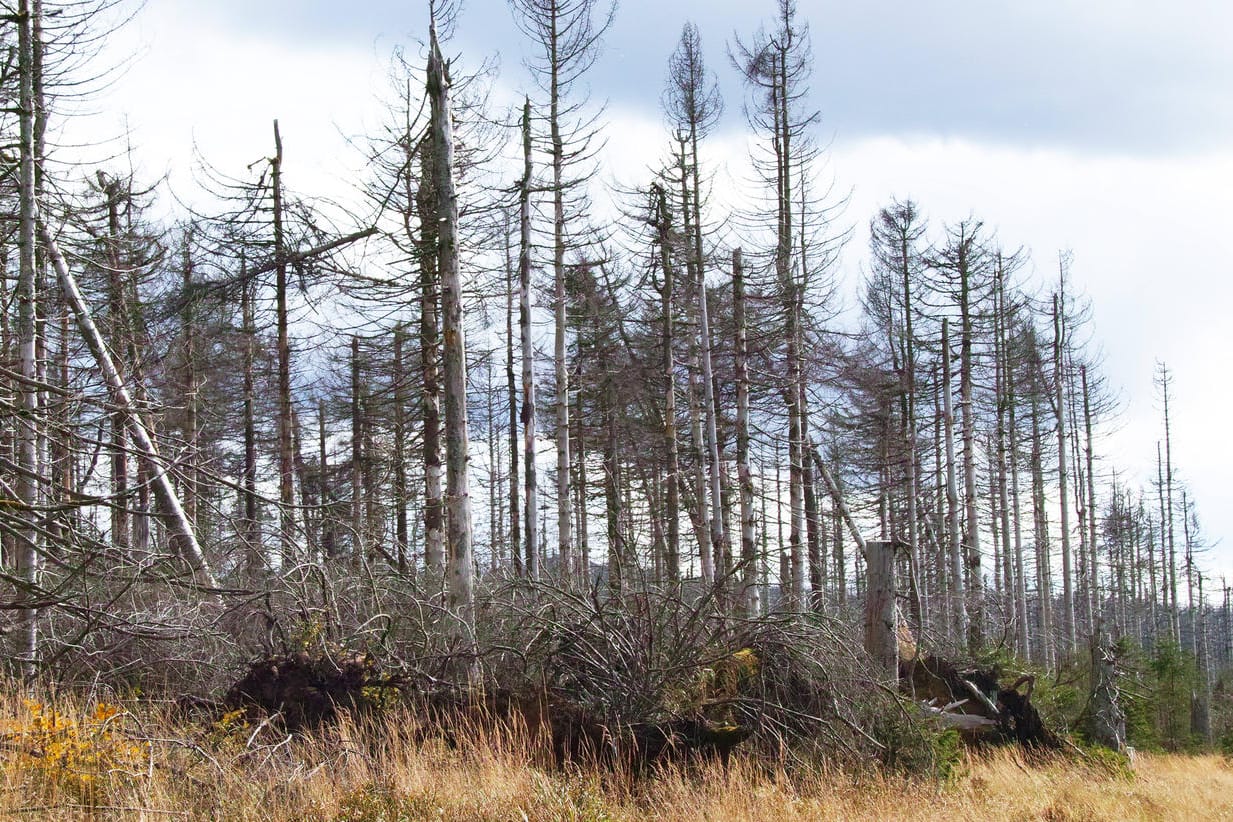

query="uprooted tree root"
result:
[222,651,406,731]
[900,655,1061,750]
[218,652,752,775]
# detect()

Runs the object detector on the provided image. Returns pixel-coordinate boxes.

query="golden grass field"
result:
[2,691,1232,821]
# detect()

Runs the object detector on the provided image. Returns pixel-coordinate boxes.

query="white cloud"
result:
[73,3,1233,579]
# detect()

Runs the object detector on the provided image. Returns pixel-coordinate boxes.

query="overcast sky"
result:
[88,0,1233,578]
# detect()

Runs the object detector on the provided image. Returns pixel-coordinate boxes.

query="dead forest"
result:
[1,0,1231,788]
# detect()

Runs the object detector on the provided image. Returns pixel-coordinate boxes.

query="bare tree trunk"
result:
[318,400,335,562]
[1006,315,1030,658]
[393,326,409,572]
[899,221,924,628]
[428,26,475,641]
[1054,292,1076,653]
[350,336,364,565]
[504,223,521,576]
[1082,365,1100,625]
[959,253,982,652]
[271,120,297,567]
[1031,376,1054,667]
[654,184,681,582]
[864,540,899,682]
[734,248,758,615]
[180,234,200,530]
[574,378,590,579]
[803,385,823,611]
[1158,363,1180,644]
[101,178,128,553]
[698,278,725,599]
[242,276,262,573]
[419,131,445,575]
[942,318,967,641]
[677,142,710,583]
[519,97,538,580]
[15,0,40,672]
[550,32,573,586]
[994,271,1015,647]
[603,390,623,593]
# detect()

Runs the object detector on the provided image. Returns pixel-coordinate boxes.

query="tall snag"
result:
[428,21,475,639]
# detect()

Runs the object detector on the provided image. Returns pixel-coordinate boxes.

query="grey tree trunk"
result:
[350,336,364,564]
[958,247,982,651]
[393,326,409,572]
[1158,363,1179,644]
[419,130,445,575]
[504,220,521,576]
[1031,373,1055,668]
[1054,292,1076,653]
[242,275,262,573]
[864,540,899,683]
[428,25,474,638]
[734,248,758,615]
[100,177,129,553]
[270,120,298,567]
[942,318,967,641]
[654,184,681,582]
[15,0,40,673]
[698,278,726,598]
[1082,365,1100,626]
[550,25,573,586]
[519,97,538,580]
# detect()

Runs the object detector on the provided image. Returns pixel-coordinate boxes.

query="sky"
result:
[79,0,1233,578]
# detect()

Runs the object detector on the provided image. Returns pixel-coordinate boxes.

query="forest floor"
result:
[1,691,1232,821]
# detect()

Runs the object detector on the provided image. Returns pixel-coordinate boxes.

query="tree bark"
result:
[271,120,297,567]
[519,97,538,580]
[15,0,40,672]
[1054,292,1076,653]
[734,248,758,615]
[654,184,681,582]
[428,25,475,638]
[419,130,445,576]
[942,317,967,641]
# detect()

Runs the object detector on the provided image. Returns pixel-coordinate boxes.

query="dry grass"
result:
[1,688,1231,821]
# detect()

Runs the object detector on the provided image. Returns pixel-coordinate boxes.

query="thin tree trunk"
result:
[242,275,261,573]
[504,220,521,576]
[655,184,681,582]
[350,336,364,565]
[1082,364,1100,626]
[271,120,297,566]
[699,278,725,598]
[428,26,474,637]
[519,97,538,580]
[734,248,758,615]
[1031,374,1054,667]
[393,326,409,572]
[101,177,129,553]
[1054,292,1076,653]
[15,0,40,672]
[942,317,967,641]
[419,131,445,575]
[959,250,982,651]
[550,19,573,585]
[318,400,335,562]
